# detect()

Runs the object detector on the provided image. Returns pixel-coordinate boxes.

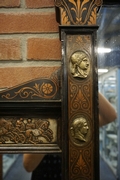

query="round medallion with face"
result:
[70,51,90,78]
[70,116,90,145]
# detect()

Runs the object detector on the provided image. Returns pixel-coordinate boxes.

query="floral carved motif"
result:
[55,0,103,25]
[0,69,60,101]
[1,81,56,100]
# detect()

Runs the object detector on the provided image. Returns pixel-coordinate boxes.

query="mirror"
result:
[97,5,120,180]
[3,154,31,180]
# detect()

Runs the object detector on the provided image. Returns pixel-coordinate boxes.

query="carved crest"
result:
[54,0,103,25]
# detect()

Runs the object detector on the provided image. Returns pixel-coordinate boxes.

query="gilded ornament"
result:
[70,117,89,143]
[0,118,57,144]
[70,51,90,78]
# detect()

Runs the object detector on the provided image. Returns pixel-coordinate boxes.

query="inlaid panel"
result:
[60,26,99,180]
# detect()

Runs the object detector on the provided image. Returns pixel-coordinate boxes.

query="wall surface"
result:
[0,0,61,89]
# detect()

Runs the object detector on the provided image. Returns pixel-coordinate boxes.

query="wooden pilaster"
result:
[54,0,103,180]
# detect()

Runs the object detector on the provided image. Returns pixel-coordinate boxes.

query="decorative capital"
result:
[54,0,103,25]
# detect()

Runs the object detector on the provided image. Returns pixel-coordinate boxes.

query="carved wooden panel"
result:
[0,118,57,144]
[0,69,62,153]
[54,1,103,179]
[68,37,93,179]
[60,26,99,180]
[55,0,103,25]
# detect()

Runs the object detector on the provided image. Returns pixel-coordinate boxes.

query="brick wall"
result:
[0,0,61,89]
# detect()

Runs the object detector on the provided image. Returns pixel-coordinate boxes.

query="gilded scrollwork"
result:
[55,0,103,25]
[69,82,91,115]
[68,35,91,56]
[0,118,57,144]
[70,51,90,78]
[70,146,91,179]
[0,69,61,101]
[1,82,55,100]
[0,79,59,101]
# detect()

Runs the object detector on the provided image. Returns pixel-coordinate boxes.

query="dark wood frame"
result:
[103,0,120,5]
[60,25,99,180]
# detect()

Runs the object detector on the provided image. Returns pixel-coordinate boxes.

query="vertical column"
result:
[54,1,103,180]
[61,26,99,180]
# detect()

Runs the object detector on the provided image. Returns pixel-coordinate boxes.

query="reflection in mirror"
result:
[2,154,62,180]
[3,154,31,180]
[97,5,120,180]
[3,154,18,176]
[23,154,62,180]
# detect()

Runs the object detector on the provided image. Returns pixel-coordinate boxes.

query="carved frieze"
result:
[0,117,57,144]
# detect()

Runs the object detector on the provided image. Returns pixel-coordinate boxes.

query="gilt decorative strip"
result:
[65,28,97,180]
[0,80,57,100]
[55,0,103,25]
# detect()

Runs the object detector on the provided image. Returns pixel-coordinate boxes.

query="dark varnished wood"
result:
[60,25,99,180]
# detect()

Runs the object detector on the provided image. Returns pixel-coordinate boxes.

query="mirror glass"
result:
[97,5,120,180]
[3,154,31,180]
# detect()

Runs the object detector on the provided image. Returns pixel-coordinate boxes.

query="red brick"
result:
[0,12,58,33]
[0,67,60,89]
[0,39,21,60]
[0,0,20,7]
[27,38,61,60]
[26,0,54,8]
